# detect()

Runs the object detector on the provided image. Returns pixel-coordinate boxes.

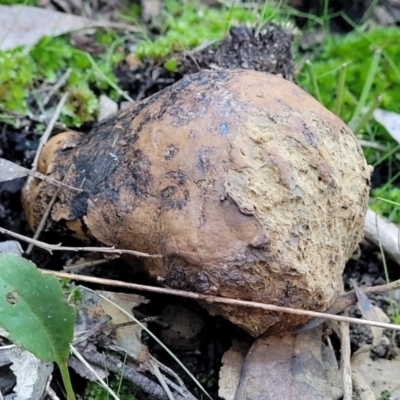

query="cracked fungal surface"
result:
[23,69,371,337]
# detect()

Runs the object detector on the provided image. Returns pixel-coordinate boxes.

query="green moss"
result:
[164,57,178,72]
[134,0,280,61]
[0,33,123,128]
[0,48,34,114]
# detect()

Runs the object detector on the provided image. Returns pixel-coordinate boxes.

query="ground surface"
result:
[1,0,400,399]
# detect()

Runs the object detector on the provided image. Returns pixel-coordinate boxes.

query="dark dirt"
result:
[344,241,400,353]
[1,2,400,399]
[115,23,294,102]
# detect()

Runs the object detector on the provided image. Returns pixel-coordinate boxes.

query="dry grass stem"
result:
[40,269,400,332]
[351,368,376,400]
[150,361,175,400]
[328,278,400,315]
[70,345,120,400]
[149,355,189,395]
[26,188,60,254]
[75,343,182,400]
[43,69,72,106]
[31,92,69,171]
[63,258,109,272]
[45,379,61,400]
[340,321,352,400]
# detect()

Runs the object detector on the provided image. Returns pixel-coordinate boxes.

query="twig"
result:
[186,39,220,55]
[149,360,175,400]
[0,226,161,258]
[94,290,211,400]
[45,376,61,400]
[83,21,143,33]
[38,269,400,332]
[76,344,186,400]
[132,309,169,328]
[73,315,111,345]
[340,321,352,400]
[29,169,82,192]
[148,355,193,399]
[26,188,60,255]
[43,69,72,106]
[101,318,160,332]
[328,278,400,315]
[70,345,120,400]
[31,92,69,171]
[63,258,109,272]
[351,368,376,400]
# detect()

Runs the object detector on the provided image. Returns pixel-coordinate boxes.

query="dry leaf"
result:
[373,108,400,145]
[0,159,31,182]
[7,347,53,400]
[0,5,139,51]
[0,240,23,256]
[97,291,149,359]
[0,5,100,50]
[0,157,81,192]
[234,328,333,400]
[352,279,390,347]
[218,340,250,400]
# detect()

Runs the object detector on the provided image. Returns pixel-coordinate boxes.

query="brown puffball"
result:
[22,69,371,337]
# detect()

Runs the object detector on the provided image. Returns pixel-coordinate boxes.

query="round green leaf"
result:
[0,254,75,364]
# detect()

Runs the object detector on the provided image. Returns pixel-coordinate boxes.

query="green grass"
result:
[297,23,400,228]
[370,186,400,225]
[297,25,400,164]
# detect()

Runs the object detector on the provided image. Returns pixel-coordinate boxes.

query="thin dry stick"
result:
[39,269,400,332]
[76,344,180,400]
[340,321,352,400]
[43,69,72,106]
[76,21,143,33]
[70,345,120,400]
[63,258,109,272]
[150,361,175,400]
[26,188,60,255]
[45,377,61,400]
[31,92,69,171]
[73,316,111,346]
[149,355,188,391]
[328,278,400,316]
[351,369,376,400]
[0,226,160,258]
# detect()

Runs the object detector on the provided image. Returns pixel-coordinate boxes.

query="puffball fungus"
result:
[23,69,371,337]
